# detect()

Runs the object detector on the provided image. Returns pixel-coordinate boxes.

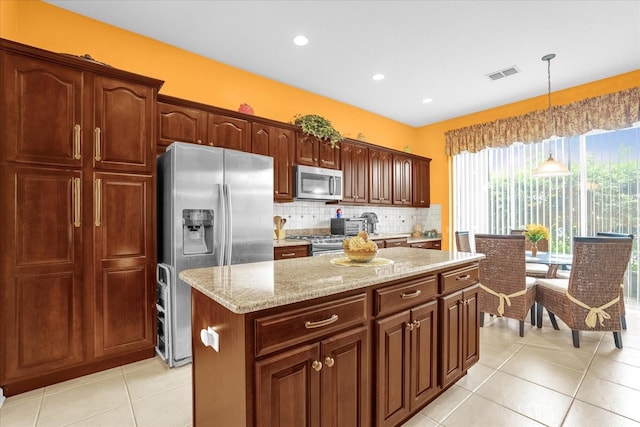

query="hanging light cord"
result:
[542,53,556,137]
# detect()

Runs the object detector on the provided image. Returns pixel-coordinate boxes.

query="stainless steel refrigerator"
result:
[156,142,273,367]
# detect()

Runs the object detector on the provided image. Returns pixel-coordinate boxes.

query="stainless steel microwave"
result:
[294,165,343,201]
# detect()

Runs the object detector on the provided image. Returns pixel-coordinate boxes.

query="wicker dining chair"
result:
[596,232,634,330]
[455,231,472,252]
[535,236,632,349]
[510,229,549,278]
[475,234,537,337]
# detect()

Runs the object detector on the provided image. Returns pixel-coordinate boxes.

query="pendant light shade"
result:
[533,54,570,178]
[532,153,570,177]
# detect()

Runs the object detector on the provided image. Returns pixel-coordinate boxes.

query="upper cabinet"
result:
[341,140,369,203]
[157,95,250,153]
[251,122,295,202]
[158,101,207,148]
[369,148,393,205]
[295,132,341,169]
[413,157,431,207]
[393,154,413,206]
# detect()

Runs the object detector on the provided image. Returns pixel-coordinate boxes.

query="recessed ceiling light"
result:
[422,98,433,104]
[293,35,308,46]
[372,74,385,81]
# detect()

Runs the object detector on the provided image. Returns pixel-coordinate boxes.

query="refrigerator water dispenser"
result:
[182,209,214,255]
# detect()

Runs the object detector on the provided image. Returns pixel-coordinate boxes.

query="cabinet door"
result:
[256,343,321,427]
[93,173,154,357]
[252,123,295,201]
[413,158,431,207]
[207,114,250,152]
[462,285,480,370]
[1,166,83,385]
[341,141,368,203]
[375,310,411,427]
[440,290,464,388]
[410,301,439,409]
[393,155,413,205]
[1,53,83,167]
[320,327,369,427]
[369,148,392,205]
[93,76,155,173]
[295,132,340,169]
[157,101,207,149]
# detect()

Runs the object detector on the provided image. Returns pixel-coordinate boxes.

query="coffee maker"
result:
[360,212,379,235]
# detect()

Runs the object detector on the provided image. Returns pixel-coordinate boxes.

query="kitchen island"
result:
[180,247,484,427]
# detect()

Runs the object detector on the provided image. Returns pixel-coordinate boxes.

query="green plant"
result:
[292,114,343,148]
[523,224,550,243]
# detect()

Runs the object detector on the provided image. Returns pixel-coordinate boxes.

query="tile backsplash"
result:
[273,201,441,235]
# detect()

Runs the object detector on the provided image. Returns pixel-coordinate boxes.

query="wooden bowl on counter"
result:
[343,249,378,263]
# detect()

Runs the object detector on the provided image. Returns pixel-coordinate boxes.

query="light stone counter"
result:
[180,247,484,314]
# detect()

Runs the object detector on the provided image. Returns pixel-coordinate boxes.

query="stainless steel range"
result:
[289,235,347,256]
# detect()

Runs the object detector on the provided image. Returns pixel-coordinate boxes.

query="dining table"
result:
[525,251,573,278]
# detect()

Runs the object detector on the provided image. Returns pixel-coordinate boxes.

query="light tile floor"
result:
[2,302,639,427]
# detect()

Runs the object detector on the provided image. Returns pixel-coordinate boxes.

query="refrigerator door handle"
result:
[217,184,226,267]
[222,183,233,265]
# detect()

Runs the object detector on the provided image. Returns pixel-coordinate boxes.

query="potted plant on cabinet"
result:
[292,114,343,148]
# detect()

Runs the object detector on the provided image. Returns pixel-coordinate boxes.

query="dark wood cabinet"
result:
[384,238,410,248]
[295,132,340,169]
[252,123,295,202]
[412,158,431,207]
[341,141,368,203]
[393,154,413,206]
[0,39,161,396]
[256,327,369,427]
[93,173,155,357]
[369,148,393,205]
[274,245,309,260]
[374,277,439,427]
[157,101,207,149]
[207,114,250,151]
[440,284,480,388]
[410,240,442,250]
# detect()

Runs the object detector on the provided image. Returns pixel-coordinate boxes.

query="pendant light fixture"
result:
[533,53,570,178]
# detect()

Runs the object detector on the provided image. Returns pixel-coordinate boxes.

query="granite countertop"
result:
[180,247,483,314]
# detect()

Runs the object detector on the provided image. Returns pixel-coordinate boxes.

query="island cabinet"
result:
[157,95,250,153]
[0,39,162,396]
[251,122,296,202]
[294,132,341,169]
[191,290,370,427]
[369,148,393,205]
[439,266,481,388]
[341,140,369,204]
[374,276,439,427]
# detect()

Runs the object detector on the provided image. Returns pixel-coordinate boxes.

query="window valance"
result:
[445,87,640,156]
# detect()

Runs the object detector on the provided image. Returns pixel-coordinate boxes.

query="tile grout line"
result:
[121,366,140,427]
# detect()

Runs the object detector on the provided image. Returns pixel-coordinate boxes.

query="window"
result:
[453,125,640,302]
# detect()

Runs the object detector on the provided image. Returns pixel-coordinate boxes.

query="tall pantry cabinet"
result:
[0,39,163,396]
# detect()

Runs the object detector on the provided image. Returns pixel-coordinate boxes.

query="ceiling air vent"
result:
[486,66,520,81]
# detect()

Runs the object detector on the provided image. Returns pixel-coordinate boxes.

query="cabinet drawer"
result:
[439,264,479,294]
[385,238,409,248]
[255,293,367,357]
[374,275,437,317]
[274,245,308,260]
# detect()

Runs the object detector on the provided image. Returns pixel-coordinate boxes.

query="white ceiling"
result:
[46,0,640,127]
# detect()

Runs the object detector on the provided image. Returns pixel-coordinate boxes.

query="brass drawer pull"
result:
[324,356,335,367]
[312,360,323,371]
[456,274,471,281]
[94,178,101,226]
[94,127,102,161]
[401,289,422,299]
[72,177,81,227]
[73,124,81,159]
[281,252,297,257]
[304,314,338,329]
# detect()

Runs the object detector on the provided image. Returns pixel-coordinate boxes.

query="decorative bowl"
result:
[343,249,378,263]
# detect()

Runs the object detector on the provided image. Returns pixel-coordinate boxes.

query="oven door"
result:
[311,249,345,257]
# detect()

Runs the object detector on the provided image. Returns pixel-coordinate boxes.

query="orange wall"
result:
[0,0,416,150]
[3,1,637,250]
